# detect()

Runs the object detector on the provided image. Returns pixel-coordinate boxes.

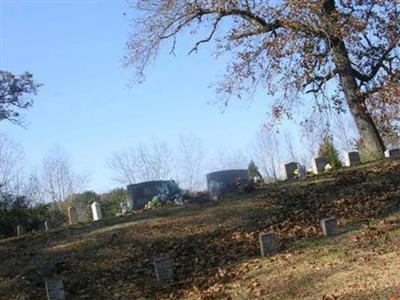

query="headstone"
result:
[45,277,65,300]
[282,162,300,180]
[320,217,338,237]
[16,225,24,236]
[45,221,49,231]
[259,232,279,256]
[345,151,361,167]
[312,157,329,174]
[385,148,400,159]
[209,181,223,200]
[153,256,173,282]
[91,201,102,221]
[68,207,78,225]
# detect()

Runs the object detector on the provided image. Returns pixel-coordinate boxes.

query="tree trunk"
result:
[331,39,386,156]
[323,0,385,157]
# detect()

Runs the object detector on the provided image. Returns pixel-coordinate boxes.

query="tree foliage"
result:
[318,134,343,169]
[126,0,399,155]
[0,70,41,125]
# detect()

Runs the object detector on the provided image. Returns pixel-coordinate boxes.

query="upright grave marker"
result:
[282,162,300,180]
[91,201,102,221]
[259,232,279,256]
[16,225,24,236]
[68,207,78,225]
[153,256,173,282]
[385,148,400,159]
[44,221,49,231]
[312,157,329,174]
[320,217,338,237]
[345,151,361,167]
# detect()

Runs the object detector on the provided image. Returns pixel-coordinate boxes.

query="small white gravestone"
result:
[312,157,329,174]
[153,256,173,282]
[282,162,300,180]
[45,277,65,300]
[321,217,338,237]
[209,181,223,201]
[259,232,279,256]
[345,151,361,167]
[91,201,102,221]
[16,225,24,236]
[385,148,400,159]
[68,207,78,225]
[45,221,49,231]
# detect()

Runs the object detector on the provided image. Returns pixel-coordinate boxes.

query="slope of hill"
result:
[1,160,400,300]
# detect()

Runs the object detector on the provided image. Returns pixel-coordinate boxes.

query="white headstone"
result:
[91,201,102,221]
[45,277,65,300]
[45,221,49,231]
[68,207,78,225]
[16,225,24,236]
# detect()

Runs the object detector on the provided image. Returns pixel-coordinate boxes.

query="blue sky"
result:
[0,0,284,192]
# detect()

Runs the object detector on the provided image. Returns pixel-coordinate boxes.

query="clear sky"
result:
[0,0,321,192]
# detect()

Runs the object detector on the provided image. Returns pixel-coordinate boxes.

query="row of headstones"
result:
[67,202,102,225]
[39,217,339,299]
[152,217,339,283]
[283,148,400,180]
[16,202,103,237]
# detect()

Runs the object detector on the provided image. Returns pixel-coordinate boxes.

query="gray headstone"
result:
[91,201,102,221]
[320,217,338,237]
[385,148,400,159]
[312,157,329,174]
[68,207,78,225]
[259,232,279,256]
[16,225,24,236]
[345,151,361,167]
[153,256,173,282]
[45,277,65,300]
[282,162,300,180]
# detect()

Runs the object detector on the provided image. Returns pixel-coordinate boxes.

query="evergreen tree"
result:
[318,134,343,169]
[248,160,262,179]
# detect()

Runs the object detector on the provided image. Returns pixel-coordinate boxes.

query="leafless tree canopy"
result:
[40,147,88,208]
[108,142,173,185]
[126,0,399,156]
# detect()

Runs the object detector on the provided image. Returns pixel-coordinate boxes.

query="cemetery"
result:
[1,158,400,299]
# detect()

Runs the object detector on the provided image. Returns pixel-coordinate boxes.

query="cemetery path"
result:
[0,160,400,299]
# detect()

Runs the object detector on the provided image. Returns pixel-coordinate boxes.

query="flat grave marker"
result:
[153,256,173,282]
[45,277,65,300]
[321,217,338,237]
[259,232,279,256]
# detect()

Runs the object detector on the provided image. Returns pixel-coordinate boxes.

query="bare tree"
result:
[175,134,206,191]
[212,149,249,170]
[40,147,88,209]
[108,141,173,185]
[0,133,25,194]
[126,0,399,158]
[252,127,283,180]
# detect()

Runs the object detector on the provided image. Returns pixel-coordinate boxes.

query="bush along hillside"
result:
[0,160,400,299]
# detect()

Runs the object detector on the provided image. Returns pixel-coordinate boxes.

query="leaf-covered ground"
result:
[1,160,400,300]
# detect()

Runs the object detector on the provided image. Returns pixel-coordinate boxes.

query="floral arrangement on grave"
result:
[145,181,183,208]
[234,177,255,193]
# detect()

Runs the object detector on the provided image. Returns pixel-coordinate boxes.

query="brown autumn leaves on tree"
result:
[125,0,399,158]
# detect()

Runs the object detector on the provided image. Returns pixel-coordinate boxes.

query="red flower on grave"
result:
[234,177,242,186]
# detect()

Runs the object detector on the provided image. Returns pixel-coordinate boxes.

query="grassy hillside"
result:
[1,160,400,300]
